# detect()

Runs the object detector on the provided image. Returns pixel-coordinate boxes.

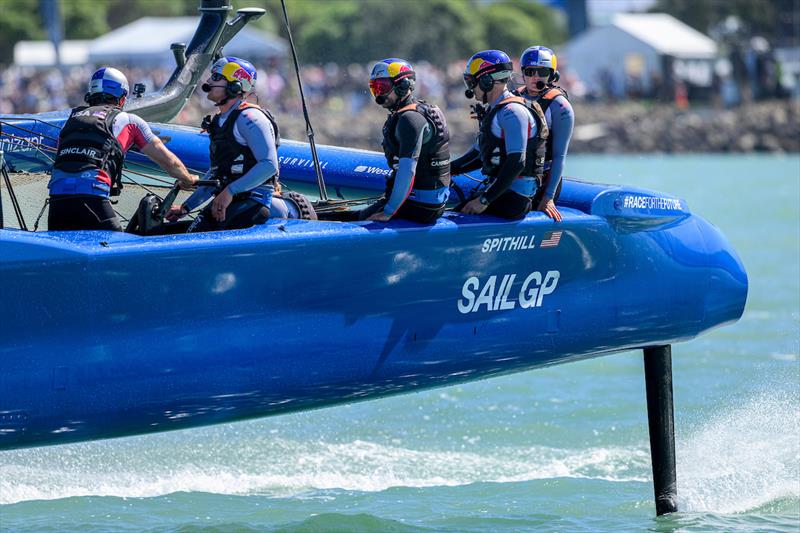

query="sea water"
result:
[1,154,798,532]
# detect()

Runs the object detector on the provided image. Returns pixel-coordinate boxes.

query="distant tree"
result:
[499,0,568,46]
[0,0,567,67]
[406,0,485,65]
[483,4,543,59]
[60,0,109,39]
[0,0,44,64]
[105,0,198,30]
[650,0,795,44]
[269,0,485,67]
[344,0,483,65]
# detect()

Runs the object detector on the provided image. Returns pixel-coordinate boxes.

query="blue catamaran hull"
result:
[0,108,748,452]
[0,168,747,449]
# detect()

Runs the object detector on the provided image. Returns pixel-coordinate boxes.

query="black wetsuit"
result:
[48,196,122,231]
[48,104,125,231]
[321,98,450,224]
[451,91,545,220]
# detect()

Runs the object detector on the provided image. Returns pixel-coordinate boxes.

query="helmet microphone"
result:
[375,95,387,105]
[201,83,211,93]
[536,81,545,90]
[464,89,475,99]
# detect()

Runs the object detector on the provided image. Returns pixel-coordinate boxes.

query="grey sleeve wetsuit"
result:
[544,94,574,200]
[482,97,537,203]
[183,105,279,211]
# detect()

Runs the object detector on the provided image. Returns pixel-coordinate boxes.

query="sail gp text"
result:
[457,270,560,314]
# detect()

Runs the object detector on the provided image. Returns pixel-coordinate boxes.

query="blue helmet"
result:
[521,46,557,72]
[463,50,513,92]
[210,56,257,93]
[368,58,415,97]
[88,67,129,99]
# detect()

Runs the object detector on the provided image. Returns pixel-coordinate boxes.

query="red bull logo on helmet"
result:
[387,62,411,78]
[371,59,414,81]
[231,67,252,82]
[221,62,250,82]
[218,58,256,92]
[468,59,493,76]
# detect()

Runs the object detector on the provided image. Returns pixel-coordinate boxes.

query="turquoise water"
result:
[1,154,798,532]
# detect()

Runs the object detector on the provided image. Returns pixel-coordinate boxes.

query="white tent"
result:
[14,40,90,67]
[561,13,718,98]
[88,17,286,67]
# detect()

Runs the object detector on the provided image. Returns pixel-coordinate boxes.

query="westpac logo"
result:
[354,165,390,175]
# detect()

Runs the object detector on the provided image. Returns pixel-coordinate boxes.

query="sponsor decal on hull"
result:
[458,270,560,314]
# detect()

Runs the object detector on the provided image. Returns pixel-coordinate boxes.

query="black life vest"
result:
[478,96,548,182]
[382,100,451,206]
[52,104,125,196]
[518,86,569,165]
[532,86,568,111]
[206,102,280,191]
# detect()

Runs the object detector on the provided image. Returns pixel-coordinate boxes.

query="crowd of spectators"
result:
[1,56,601,117]
[0,58,539,150]
[1,52,797,154]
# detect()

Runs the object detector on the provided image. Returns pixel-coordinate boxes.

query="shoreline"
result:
[569,100,800,154]
[270,99,800,155]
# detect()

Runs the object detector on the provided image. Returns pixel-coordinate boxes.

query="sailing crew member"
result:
[450,50,548,220]
[321,58,450,223]
[167,56,289,231]
[516,46,573,222]
[48,67,197,231]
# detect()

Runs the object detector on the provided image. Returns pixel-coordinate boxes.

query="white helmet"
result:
[87,67,129,99]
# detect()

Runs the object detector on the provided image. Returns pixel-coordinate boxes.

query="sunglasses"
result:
[462,74,477,90]
[210,72,225,82]
[369,78,394,97]
[523,67,551,77]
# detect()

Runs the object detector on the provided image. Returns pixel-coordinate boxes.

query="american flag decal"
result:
[540,230,563,248]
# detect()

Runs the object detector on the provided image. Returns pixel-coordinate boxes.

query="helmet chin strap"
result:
[391,91,412,110]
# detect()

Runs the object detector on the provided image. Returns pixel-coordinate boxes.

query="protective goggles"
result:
[369,78,394,97]
[523,67,551,77]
